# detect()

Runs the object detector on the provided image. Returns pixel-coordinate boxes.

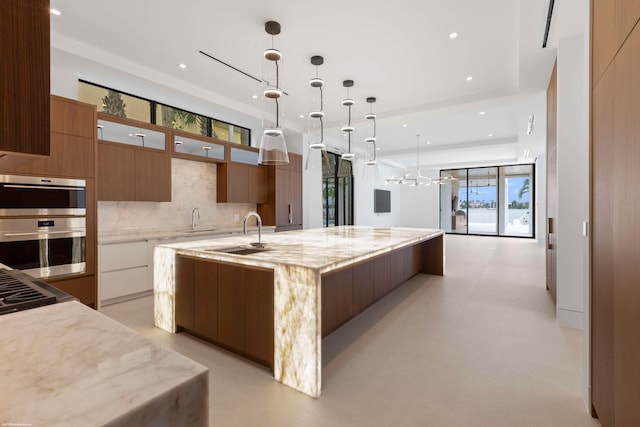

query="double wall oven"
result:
[0,175,86,279]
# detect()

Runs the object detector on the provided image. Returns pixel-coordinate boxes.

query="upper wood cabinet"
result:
[258,153,302,230]
[216,145,267,204]
[2,96,97,178]
[97,114,171,202]
[0,0,50,157]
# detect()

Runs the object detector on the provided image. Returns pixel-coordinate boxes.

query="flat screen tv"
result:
[374,189,391,213]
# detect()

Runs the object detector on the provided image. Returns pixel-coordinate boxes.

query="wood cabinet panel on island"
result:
[175,255,274,367]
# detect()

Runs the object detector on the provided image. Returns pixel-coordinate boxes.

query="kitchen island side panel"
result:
[274,265,322,398]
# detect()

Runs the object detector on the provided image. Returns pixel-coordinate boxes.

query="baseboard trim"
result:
[557,308,583,329]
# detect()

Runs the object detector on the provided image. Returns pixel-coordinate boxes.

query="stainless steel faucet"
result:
[191,208,200,231]
[243,212,264,248]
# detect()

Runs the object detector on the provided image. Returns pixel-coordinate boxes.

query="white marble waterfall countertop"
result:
[159,225,444,273]
[1,301,208,427]
[154,226,444,399]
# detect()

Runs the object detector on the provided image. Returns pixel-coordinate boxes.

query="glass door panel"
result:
[467,167,498,235]
[440,169,467,234]
[500,164,534,237]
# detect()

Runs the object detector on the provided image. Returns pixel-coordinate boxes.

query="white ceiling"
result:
[49,0,557,170]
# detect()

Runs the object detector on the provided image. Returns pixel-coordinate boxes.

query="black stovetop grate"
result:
[0,269,57,314]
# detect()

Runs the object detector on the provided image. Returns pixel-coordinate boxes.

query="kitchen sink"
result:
[204,246,272,256]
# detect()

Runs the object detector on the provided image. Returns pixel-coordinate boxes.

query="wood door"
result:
[134,149,171,202]
[321,268,353,338]
[217,264,245,352]
[48,275,96,308]
[226,163,250,203]
[50,95,96,138]
[245,268,274,366]
[389,249,406,290]
[546,62,558,301]
[0,0,50,156]
[98,143,135,201]
[290,170,303,226]
[194,260,218,341]
[352,259,376,315]
[374,253,391,300]
[610,24,640,426]
[175,256,195,330]
[592,51,616,427]
[7,133,95,178]
[247,165,267,204]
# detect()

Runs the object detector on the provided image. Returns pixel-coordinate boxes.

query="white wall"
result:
[556,33,589,330]
[398,168,440,229]
[354,163,402,227]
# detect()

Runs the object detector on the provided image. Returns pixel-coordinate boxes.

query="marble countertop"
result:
[99,225,276,244]
[1,301,208,426]
[160,225,444,273]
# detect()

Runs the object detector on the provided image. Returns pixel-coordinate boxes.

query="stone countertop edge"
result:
[162,227,445,274]
[98,226,277,244]
[0,300,209,426]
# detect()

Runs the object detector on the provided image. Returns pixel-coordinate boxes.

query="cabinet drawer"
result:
[100,266,149,301]
[100,241,148,271]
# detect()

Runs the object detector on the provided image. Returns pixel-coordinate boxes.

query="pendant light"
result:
[337,80,355,178]
[258,20,289,165]
[304,55,332,171]
[308,55,325,150]
[386,135,431,186]
[340,80,355,160]
[362,96,380,180]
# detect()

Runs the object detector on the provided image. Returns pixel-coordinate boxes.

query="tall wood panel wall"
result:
[591,2,640,426]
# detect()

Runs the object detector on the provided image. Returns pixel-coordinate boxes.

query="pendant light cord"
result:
[275,60,280,127]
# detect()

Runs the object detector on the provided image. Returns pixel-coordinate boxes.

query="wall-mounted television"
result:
[374,189,391,213]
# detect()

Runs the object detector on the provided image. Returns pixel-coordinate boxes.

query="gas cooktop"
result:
[0,268,73,315]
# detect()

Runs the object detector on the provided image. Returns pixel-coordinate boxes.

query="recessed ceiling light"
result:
[50,8,62,16]
[466,76,473,81]
[252,95,258,99]
[427,141,431,145]
[299,114,305,118]
[478,111,486,115]
[449,32,459,39]
[488,133,493,137]
[402,124,407,128]
[178,63,187,69]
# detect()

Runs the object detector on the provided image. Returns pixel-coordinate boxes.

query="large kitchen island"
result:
[154,226,444,398]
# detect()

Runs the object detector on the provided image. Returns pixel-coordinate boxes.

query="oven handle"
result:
[3,230,86,237]
[3,184,84,191]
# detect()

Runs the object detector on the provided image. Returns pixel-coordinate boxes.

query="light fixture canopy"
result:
[258,20,289,165]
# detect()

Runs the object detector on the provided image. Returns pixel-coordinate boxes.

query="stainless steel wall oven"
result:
[0,175,86,278]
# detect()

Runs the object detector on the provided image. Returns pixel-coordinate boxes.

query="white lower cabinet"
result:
[99,241,149,306]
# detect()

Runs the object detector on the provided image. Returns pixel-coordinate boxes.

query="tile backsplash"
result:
[98,158,256,236]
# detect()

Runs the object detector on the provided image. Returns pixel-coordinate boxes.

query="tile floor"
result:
[101,235,600,426]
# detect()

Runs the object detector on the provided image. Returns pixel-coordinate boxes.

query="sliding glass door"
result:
[467,167,498,235]
[440,164,534,238]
